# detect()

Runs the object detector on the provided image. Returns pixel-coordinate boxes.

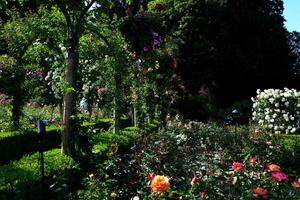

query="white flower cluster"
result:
[175,133,187,144]
[252,88,300,134]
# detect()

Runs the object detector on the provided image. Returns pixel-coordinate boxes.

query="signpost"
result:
[37,120,45,189]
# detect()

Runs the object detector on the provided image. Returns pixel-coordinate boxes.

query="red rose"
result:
[253,187,269,199]
[232,162,245,172]
[191,176,198,185]
[201,192,206,199]
[148,173,155,181]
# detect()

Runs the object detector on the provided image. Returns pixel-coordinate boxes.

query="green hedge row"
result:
[92,127,139,157]
[0,118,133,165]
[0,128,61,165]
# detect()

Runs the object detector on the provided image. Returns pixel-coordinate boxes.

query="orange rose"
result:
[151,175,170,193]
[249,156,257,165]
[253,187,269,199]
[291,179,300,189]
[267,164,280,172]
[232,162,245,172]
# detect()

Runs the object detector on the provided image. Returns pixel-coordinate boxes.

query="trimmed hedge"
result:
[0,118,133,165]
[0,128,61,165]
[92,127,139,157]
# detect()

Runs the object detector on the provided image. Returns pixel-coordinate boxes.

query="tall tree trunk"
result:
[11,94,22,130]
[113,73,121,134]
[61,30,79,156]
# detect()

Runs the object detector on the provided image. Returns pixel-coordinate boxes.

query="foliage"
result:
[0,127,61,165]
[0,149,77,200]
[150,0,296,119]
[78,120,300,199]
[252,88,300,134]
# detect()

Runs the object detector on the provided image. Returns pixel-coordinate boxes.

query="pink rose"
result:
[271,171,289,182]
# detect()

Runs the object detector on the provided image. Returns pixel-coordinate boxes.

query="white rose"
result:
[268,124,273,129]
[290,116,295,121]
[282,97,286,102]
[256,89,261,94]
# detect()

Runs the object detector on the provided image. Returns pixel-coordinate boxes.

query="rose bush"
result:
[78,119,300,199]
[252,88,300,134]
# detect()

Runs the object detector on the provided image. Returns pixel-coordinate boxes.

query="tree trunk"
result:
[61,30,79,156]
[113,73,121,134]
[11,94,22,129]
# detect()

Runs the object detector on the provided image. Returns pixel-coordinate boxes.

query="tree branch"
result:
[55,0,72,28]
[77,0,97,25]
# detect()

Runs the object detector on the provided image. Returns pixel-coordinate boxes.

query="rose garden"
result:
[0,0,299,199]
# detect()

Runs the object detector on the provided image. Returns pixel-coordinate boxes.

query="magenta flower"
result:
[152,39,161,47]
[271,171,289,182]
[143,46,149,52]
[152,31,159,37]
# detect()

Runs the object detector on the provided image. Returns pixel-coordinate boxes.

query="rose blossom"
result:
[271,171,289,182]
[201,192,206,199]
[253,187,269,199]
[150,175,170,193]
[291,178,300,189]
[232,162,245,172]
[267,164,280,172]
[191,176,198,185]
[148,173,155,181]
[249,156,257,165]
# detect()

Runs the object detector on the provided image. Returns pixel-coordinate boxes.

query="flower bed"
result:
[78,120,300,199]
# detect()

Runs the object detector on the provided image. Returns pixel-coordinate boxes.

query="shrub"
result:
[252,88,300,134]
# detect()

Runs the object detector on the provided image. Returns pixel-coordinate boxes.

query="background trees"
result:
[155,0,297,120]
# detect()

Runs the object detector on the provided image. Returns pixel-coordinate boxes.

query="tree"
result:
[0,12,36,128]
[156,0,295,120]
[288,31,300,85]
[41,0,114,155]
